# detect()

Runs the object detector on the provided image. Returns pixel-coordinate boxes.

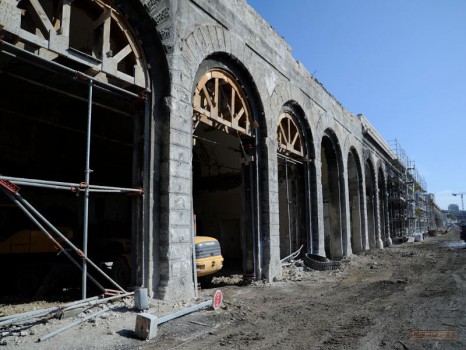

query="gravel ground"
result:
[1,228,465,350]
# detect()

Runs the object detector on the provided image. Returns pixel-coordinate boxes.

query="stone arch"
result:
[348,147,365,253]
[180,25,265,96]
[377,164,391,247]
[365,157,378,249]
[179,27,269,139]
[191,54,268,281]
[276,101,318,258]
[321,128,346,260]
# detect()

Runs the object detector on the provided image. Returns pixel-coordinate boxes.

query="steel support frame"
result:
[0,40,148,300]
[0,184,125,292]
[82,80,93,299]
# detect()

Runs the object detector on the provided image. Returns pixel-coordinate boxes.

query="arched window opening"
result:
[348,151,364,253]
[321,135,344,260]
[276,111,308,259]
[365,161,377,249]
[378,168,390,247]
[192,65,259,281]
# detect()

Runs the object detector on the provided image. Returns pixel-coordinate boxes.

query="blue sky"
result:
[247,0,466,210]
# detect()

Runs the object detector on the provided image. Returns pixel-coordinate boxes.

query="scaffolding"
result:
[387,140,428,240]
[0,38,149,299]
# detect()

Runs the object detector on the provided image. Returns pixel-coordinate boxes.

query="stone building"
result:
[0,0,436,300]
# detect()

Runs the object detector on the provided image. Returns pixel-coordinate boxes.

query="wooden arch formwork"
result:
[276,110,311,259]
[0,0,152,299]
[192,67,261,280]
[0,0,149,89]
[193,69,253,137]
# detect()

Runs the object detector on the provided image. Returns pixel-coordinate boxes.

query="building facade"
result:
[0,0,439,300]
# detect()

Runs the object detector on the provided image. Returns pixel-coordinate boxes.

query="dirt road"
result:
[1,228,465,349]
[142,228,466,350]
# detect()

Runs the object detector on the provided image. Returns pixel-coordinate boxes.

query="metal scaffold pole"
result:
[0,176,143,194]
[82,80,93,300]
[0,180,126,292]
[285,159,292,257]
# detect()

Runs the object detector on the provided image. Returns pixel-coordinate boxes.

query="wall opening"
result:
[192,66,259,281]
[348,150,363,253]
[321,134,343,260]
[378,167,389,246]
[276,111,307,259]
[365,161,377,249]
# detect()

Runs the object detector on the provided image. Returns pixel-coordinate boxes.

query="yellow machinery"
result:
[0,224,74,296]
[0,208,223,294]
[0,227,73,254]
[194,236,224,281]
[104,235,223,288]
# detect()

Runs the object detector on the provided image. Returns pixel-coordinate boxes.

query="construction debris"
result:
[135,290,223,340]
[0,292,133,345]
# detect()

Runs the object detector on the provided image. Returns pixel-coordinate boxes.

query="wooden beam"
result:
[61,0,71,38]
[28,0,54,33]
[112,44,132,63]
[102,14,111,59]
[92,8,112,30]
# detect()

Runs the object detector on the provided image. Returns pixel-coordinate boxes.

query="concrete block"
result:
[160,226,191,243]
[168,159,192,178]
[135,313,158,340]
[158,276,194,300]
[160,243,192,260]
[160,175,191,195]
[169,128,192,149]
[160,193,191,211]
[159,210,192,227]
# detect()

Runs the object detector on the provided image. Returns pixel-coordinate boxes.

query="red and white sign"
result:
[212,290,223,310]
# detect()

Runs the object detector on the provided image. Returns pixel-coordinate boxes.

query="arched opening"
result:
[348,149,364,253]
[0,0,154,298]
[192,59,263,280]
[277,109,307,259]
[378,167,390,246]
[365,160,377,249]
[321,133,344,260]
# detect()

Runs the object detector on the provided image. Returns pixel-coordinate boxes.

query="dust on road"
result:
[144,228,466,350]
